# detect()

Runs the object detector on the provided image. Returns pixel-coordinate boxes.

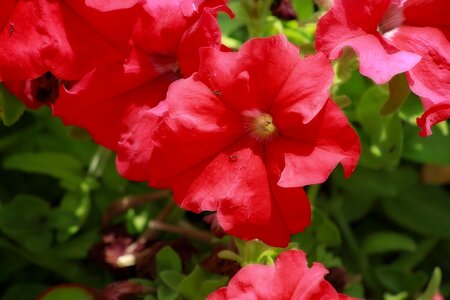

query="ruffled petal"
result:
[271,52,333,124]
[1,0,140,81]
[331,34,420,84]
[0,1,48,80]
[147,76,243,186]
[269,180,311,234]
[177,9,222,77]
[85,0,142,11]
[54,49,167,150]
[389,26,450,107]
[316,0,391,56]
[181,0,232,18]
[207,250,353,299]
[417,101,450,137]
[233,35,300,112]
[199,35,301,113]
[40,0,140,79]
[132,0,187,54]
[0,1,15,28]
[269,100,360,187]
[403,0,450,40]
[116,102,167,181]
[316,0,421,84]
[167,140,296,247]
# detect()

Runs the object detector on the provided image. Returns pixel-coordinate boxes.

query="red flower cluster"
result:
[117,35,360,247]
[207,250,357,299]
[0,1,361,247]
[316,0,450,136]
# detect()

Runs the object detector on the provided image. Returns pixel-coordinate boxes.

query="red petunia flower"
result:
[207,250,358,300]
[54,0,230,151]
[0,0,141,81]
[316,0,450,136]
[120,35,360,247]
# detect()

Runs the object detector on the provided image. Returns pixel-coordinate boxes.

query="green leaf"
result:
[375,266,427,294]
[362,231,416,255]
[0,195,51,238]
[23,230,53,252]
[48,209,80,230]
[293,208,341,248]
[37,284,95,300]
[156,246,182,275]
[178,266,205,300]
[0,84,25,126]
[3,152,84,185]
[381,185,450,238]
[160,271,185,291]
[157,285,179,300]
[314,209,342,247]
[356,85,403,168]
[403,123,450,164]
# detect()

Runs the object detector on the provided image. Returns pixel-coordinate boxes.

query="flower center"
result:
[378,3,404,34]
[150,53,182,80]
[242,110,278,142]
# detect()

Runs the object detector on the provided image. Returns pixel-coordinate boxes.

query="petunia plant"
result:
[0,0,449,299]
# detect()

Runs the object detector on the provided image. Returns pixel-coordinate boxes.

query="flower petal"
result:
[54,49,167,150]
[389,26,450,107]
[132,0,187,54]
[199,35,301,112]
[233,35,301,112]
[403,0,450,40]
[271,52,333,124]
[85,0,141,11]
[168,139,300,247]
[316,0,391,56]
[417,101,450,137]
[177,9,222,77]
[333,34,421,84]
[270,100,360,187]
[148,76,243,186]
[207,250,354,299]
[116,102,167,181]
[316,0,421,84]
[0,1,48,80]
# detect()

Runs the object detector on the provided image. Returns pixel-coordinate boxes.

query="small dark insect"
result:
[212,90,222,96]
[8,22,15,35]
[228,154,238,162]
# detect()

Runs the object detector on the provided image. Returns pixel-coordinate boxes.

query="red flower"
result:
[207,250,358,300]
[54,0,230,151]
[316,0,450,136]
[120,35,360,247]
[0,0,141,81]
